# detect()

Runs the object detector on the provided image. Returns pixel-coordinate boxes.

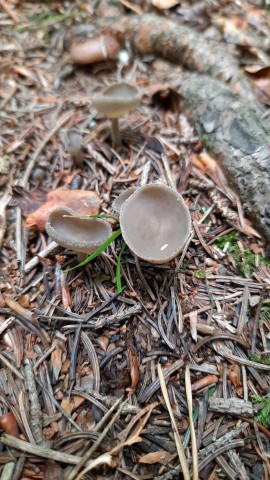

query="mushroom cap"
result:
[92,81,141,118]
[120,184,191,264]
[46,207,112,254]
[112,187,137,213]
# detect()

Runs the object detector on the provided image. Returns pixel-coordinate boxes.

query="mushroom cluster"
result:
[46,184,191,266]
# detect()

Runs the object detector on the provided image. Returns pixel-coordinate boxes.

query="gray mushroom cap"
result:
[46,207,112,254]
[112,187,137,213]
[92,81,141,118]
[119,184,191,264]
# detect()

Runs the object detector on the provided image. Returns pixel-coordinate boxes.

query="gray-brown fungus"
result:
[46,207,112,262]
[112,187,137,213]
[119,184,191,264]
[92,81,141,147]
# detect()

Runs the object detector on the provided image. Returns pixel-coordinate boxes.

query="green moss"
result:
[194,269,205,279]
[251,395,270,427]
[215,232,269,278]
[249,353,270,365]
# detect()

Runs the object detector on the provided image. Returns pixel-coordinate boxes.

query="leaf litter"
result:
[0,1,270,479]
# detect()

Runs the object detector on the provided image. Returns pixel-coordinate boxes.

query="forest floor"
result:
[1,1,270,479]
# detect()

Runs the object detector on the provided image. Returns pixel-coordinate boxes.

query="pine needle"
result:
[185,365,199,480]
[157,363,190,480]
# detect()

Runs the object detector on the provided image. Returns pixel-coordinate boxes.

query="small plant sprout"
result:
[92,81,141,147]
[46,207,112,263]
[119,183,191,264]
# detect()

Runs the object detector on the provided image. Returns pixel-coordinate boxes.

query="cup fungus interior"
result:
[46,208,112,253]
[120,185,191,263]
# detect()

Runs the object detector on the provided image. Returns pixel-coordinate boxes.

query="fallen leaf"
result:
[244,65,270,78]
[227,364,242,387]
[152,0,180,9]
[145,83,183,111]
[13,187,101,231]
[139,451,172,464]
[0,412,19,437]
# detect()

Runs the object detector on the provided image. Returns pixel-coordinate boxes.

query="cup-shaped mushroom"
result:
[92,81,141,147]
[112,187,137,214]
[46,207,112,261]
[119,184,191,264]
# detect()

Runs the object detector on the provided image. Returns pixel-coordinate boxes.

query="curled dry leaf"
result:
[152,0,180,9]
[191,375,219,393]
[21,189,100,231]
[227,364,242,387]
[145,83,183,111]
[70,34,121,65]
[0,412,19,437]
[139,451,173,464]
[126,347,139,395]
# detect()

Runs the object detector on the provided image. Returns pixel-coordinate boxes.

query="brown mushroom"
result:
[92,81,141,147]
[119,184,191,264]
[112,187,137,213]
[70,34,121,65]
[46,207,112,262]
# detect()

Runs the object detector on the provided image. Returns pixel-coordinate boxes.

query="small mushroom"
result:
[119,184,191,264]
[63,130,85,166]
[112,187,137,213]
[92,81,141,147]
[46,207,112,262]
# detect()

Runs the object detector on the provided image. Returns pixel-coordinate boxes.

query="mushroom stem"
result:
[110,118,121,147]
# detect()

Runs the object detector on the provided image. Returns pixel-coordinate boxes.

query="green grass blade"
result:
[64,229,122,273]
[116,242,126,293]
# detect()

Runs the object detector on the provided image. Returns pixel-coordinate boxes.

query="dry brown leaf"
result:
[227,364,242,387]
[152,0,180,9]
[15,188,101,231]
[139,451,170,464]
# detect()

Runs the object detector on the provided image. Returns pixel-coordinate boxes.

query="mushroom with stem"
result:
[92,81,141,147]
[119,184,191,264]
[46,207,112,263]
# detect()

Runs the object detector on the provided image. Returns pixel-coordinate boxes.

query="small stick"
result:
[157,363,190,480]
[0,0,19,23]
[185,366,198,480]
[24,241,58,273]
[0,434,81,465]
[0,462,15,480]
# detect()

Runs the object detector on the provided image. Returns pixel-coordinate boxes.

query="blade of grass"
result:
[116,241,126,293]
[157,363,190,480]
[63,229,122,273]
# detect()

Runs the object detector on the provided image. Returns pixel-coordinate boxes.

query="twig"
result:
[0,0,19,23]
[0,434,81,465]
[24,241,58,273]
[185,366,198,480]
[157,363,190,480]
[0,462,15,480]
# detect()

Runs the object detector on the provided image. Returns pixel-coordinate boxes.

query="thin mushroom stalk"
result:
[110,118,121,148]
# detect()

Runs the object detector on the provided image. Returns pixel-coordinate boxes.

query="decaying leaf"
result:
[227,364,242,387]
[139,451,172,464]
[126,346,139,395]
[13,187,101,231]
[146,83,183,111]
[152,0,180,10]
